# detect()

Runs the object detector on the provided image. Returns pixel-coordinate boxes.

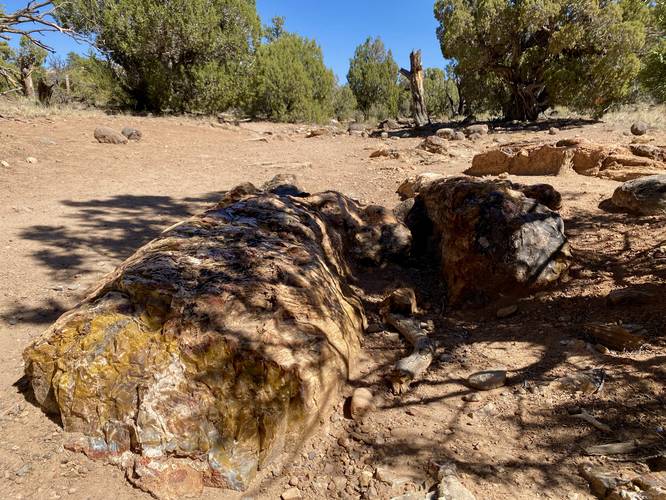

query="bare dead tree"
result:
[0,1,76,96]
[400,50,430,128]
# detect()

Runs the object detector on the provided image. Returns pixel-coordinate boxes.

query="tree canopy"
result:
[347,37,400,119]
[249,26,335,122]
[434,0,650,120]
[55,0,262,112]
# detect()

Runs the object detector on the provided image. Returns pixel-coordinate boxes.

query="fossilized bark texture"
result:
[23,185,410,493]
[414,177,570,304]
[466,139,666,181]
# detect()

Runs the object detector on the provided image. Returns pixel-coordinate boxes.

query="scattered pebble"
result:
[26,157,37,164]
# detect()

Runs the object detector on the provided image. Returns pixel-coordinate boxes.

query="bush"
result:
[347,37,400,119]
[248,32,335,122]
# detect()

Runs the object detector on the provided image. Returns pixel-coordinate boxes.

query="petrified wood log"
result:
[414,177,570,304]
[23,180,410,494]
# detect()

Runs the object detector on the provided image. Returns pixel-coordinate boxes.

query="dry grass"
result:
[601,103,666,128]
[0,96,108,119]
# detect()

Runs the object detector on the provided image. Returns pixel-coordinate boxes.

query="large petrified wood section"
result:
[415,177,570,304]
[23,184,410,492]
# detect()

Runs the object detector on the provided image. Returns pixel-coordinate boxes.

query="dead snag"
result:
[384,313,435,393]
[400,50,429,128]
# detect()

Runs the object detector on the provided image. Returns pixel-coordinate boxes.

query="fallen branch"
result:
[585,439,660,456]
[571,410,612,433]
[384,312,435,393]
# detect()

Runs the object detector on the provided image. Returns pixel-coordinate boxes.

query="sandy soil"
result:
[0,112,664,500]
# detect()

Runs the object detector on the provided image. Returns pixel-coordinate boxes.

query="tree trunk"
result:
[400,50,429,128]
[504,85,547,121]
[21,68,34,99]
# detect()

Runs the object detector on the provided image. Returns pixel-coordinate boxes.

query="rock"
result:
[465,124,489,136]
[350,388,374,421]
[23,183,411,491]
[549,127,559,135]
[580,466,628,498]
[289,476,299,486]
[360,470,373,487]
[121,127,142,141]
[261,173,307,197]
[281,487,302,500]
[380,288,418,316]
[366,323,384,334]
[419,135,448,154]
[467,370,507,390]
[370,149,400,159]
[468,132,482,141]
[462,393,481,402]
[381,131,389,139]
[306,128,331,138]
[606,288,655,307]
[509,182,563,210]
[348,122,366,133]
[26,157,38,164]
[1,160,10,167]
[397,172,446,200]
[437,462,476,500]
[611,175,666,215]
[435,128,456,140]
[629,144,666,162]
[585,323,646,350]
[466,139,666,181]
[496,304,518,318]
[413,177,570,304]
[129,457,205,500]
[94,126,128,144]
[393,198,416,222]
[555,369,606,394]
[374,467,410,487]
[380,118,400,130]
[631,121,648,136]
[453,131,466,141]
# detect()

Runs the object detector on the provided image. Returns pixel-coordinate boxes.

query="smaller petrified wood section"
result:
[400,50,429,128]
[23,179,411,493]
[466,139,666,181]
[413,177,570,304]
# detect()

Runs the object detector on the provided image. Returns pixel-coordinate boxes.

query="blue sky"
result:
[2,1,447,82]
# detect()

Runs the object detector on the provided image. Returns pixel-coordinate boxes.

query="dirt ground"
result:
[0,111,665,500]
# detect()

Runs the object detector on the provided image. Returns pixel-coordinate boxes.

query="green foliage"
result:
[423,68,458,118]
[347,37,400,119]
[248,32,335,122]
[434,0,649,120]
[56,0,261,113]
[640,0,666,101]
[63,52,129,107]
[332,84,357,121]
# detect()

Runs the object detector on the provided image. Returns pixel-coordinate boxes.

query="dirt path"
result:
[0,113,664,499]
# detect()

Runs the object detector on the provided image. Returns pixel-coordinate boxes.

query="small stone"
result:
[496,304,518,319]
[467,370,507,391]
[15,464,31,476]
[281,486,302,500]
[289,476,299,487]
[94,126,128,144]
[1,160,9,168]
[26,157,37,164]
[67,488,76,495]
[462,393,481,402]
[549,127,559,135]
[595,344,610,355]
[360,470,373,487]
[630,121,648,136]
[121,127,142,141]
[381,132,389,139]
[350,388,374,421]
[435,128,456,140]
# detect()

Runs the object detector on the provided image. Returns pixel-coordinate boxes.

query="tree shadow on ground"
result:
[373,117,600,140]
[8,191,224,325]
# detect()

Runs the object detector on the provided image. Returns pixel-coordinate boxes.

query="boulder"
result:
[611,175,666,215]
[453,131,466,141]
[396,172,446,200]
[348,122,366,133]
[467,370,507,390]
[261,173,308,197]
[94,126,128,144]
[629,144,666,162]
[380,118,400,130]
[466,139,666,181]
[435,128,456,140]
[419,135,447,154]
[465,124,489,136]
[23,180,411,492]
[468,132,482,141]
[414,177,570,304]
[631,121,648,136]
[121,127,142,141]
